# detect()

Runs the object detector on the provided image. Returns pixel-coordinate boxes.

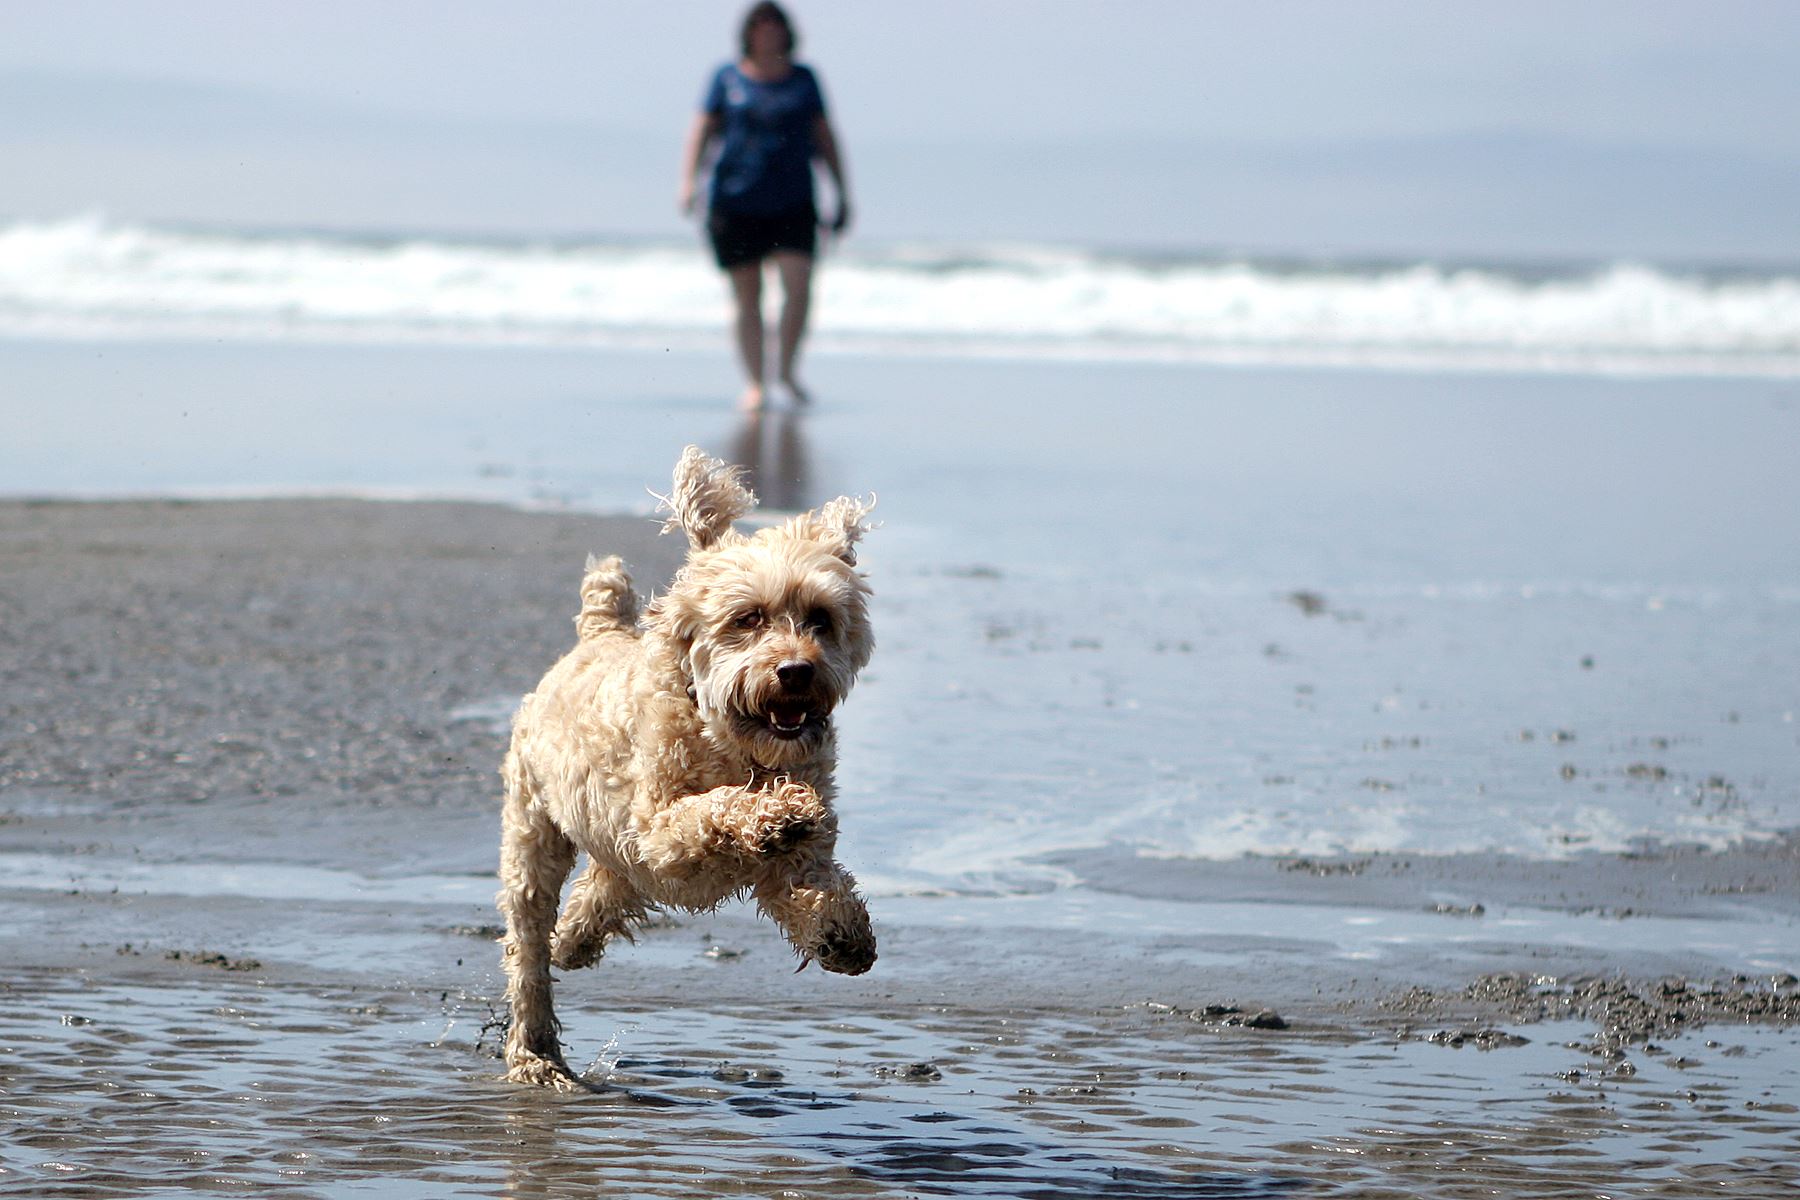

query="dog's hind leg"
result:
[551,861,641,970]
[497,760,580,1088]
[754,860,877,977]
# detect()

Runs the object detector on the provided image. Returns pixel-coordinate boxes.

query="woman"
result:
[678,2,850,410]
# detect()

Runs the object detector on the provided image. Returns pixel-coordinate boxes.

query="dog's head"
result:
[649,447,874,768]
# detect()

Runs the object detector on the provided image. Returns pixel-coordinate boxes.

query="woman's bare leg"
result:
[773,251,814,404]
[727,262,766,410]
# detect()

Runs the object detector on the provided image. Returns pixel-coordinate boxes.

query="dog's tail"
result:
[574,554,640,640]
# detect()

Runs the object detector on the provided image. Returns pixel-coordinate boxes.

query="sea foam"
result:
[2,215,1797,376]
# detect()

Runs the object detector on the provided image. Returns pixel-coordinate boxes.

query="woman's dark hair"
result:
[739,1,797,56]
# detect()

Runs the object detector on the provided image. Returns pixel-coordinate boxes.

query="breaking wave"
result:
[2,215,1797,376]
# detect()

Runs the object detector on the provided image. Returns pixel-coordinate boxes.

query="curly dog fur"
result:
[497,446,877,1088]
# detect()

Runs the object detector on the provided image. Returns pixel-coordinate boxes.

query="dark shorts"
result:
[707,205,817,269]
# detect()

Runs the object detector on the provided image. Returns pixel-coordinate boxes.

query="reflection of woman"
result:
[728,404,812,513]
[678,2,850,411]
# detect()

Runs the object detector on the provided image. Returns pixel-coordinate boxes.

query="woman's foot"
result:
[775,375,811,406]
[739,382,768,411]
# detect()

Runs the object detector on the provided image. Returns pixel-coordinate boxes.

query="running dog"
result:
[497,447,877,1087]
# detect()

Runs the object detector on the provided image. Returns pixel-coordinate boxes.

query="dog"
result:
[496,446,878,1087]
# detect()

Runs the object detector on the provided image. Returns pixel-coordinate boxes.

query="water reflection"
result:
[722,406,812,513]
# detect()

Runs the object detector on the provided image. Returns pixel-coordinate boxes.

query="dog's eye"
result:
[805,608,833,635]
[734,609,765,631]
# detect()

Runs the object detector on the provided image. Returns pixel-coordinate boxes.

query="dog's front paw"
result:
[814,923,877,975]
[550,929,605,971]
[743,780,830,856]
[803,888,876,975]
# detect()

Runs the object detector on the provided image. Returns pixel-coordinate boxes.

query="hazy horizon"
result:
[3,2,1798,261]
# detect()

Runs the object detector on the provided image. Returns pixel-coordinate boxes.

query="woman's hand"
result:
[678,112,721,217]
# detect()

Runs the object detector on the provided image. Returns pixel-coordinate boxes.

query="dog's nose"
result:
[776,660,815,689]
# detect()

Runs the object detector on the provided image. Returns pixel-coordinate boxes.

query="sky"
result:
[2,1,1797,259]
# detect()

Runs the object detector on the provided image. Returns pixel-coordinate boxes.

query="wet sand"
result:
[3,496,1798,1198]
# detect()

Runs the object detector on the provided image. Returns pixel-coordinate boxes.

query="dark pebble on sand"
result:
[1428,1027,1529,1050]
[874,1061,942,1081]
[1287,590,1327,616]
[164,949,262,972]
[1429,902,1486,917]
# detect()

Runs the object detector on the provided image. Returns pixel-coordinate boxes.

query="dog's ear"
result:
[656,446,755,550]
[645,587,696,646]
[800,494,875,566]
[645,578,723,711]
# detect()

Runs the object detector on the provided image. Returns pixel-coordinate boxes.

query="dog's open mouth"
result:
[763,701,820,740]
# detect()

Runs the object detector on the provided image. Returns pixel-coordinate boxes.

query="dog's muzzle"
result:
[764,698,822,740]
[760,660,826,741]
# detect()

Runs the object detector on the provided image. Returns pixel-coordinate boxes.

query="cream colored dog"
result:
[497,447,877,1088]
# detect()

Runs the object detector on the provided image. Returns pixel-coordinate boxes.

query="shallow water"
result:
[4,968,1797,1198]
[5,341,1797,876]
